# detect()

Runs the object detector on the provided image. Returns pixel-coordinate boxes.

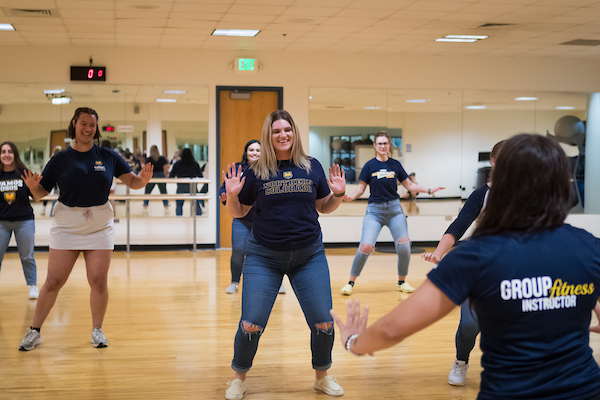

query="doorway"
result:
[50,130,68,152]
[216,86,283,248]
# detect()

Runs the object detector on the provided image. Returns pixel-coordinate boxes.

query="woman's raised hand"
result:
[138,163,154,185]
[327,164,346,196]
[222,164,245,197]
[429,187,445,195]
[421,252,441,264]
[21,169,42,190]
[330,300,373,356]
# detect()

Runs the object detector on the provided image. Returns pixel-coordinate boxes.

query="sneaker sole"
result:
[92,342,108,348]
[448,381,466,386]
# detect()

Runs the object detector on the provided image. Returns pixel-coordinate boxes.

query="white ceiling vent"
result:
[5,8,60,18]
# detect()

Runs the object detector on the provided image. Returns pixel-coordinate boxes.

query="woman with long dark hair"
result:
[332,134,600,400]
[421,140,504,386]
[222,110,346,399]
[19,107,153,351]
[0,141,38,299]
[170,147,203,216]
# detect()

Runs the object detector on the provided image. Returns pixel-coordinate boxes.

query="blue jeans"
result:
[0,219,37,285]
[143,172,168,207]
[175,184,202,216]
[230,218,252,283]
[351,199,411,277]
[456,298,480,362]
[232,233,335,373]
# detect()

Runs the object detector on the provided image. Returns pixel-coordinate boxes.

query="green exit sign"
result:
[238,58,255,71]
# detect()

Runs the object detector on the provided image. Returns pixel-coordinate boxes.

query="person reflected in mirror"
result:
[222,110,346,399]
[18,107,153,352]
[41,146,61,218]
[421,140,504,386]
[340,131,444,296]
[169,148,203,217]
[331,134,600,400]
[0,141,39,300]
[142,145,169,216]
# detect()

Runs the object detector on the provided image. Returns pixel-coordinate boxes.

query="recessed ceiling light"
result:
[212,29,260,37]
[156,99,176,102]
[364,106,382,110]
[164,90,187,94]
[43,89,65,94]
[515,97,538,101]
[436,35,487,43]
[406,99,430,103]
[52,97,71,105]
[446,35,488,40]
[466,105,487,109]
[309,96,313,100]
[555,106,575,110]
[0,23,15,31]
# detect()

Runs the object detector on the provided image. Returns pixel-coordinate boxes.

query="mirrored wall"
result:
[309,88,588,213]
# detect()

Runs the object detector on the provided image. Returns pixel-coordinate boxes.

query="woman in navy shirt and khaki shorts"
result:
[18,107,153,351]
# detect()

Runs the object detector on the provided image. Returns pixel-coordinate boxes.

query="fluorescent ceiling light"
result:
[446,35,488,40]
[309,96,313,100]
[466,105,486,110]
[555,106,575,110]
[164,90,186,94]
[406,99,430,103]
[212,29,260,37]
[363,106,382,110]
[44,89,65,94]
[436,38,478,43]
[156,99,176,102]
[51,97,71,105]
[515,97,538,101]
[0,23,15,31]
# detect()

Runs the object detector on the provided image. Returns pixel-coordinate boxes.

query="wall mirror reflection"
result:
[0,83,209,220]
[309,88,589,216]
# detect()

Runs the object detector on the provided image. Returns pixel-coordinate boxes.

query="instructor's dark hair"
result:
[68,107,101,140]
[474,134,571,237]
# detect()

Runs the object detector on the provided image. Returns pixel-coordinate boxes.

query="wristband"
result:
[428,188,431,195]
[333,192,345,198]
[345,334,364,356]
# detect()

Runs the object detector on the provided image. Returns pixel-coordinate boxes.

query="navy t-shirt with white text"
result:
[428,224,600,400]
[238,158,330,251]
[40,145,131,207]
[0,170,34,221]
[359,158,408,203]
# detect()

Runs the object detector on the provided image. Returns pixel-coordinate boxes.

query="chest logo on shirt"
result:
[283,171,293,179]
[94,161,106,172]
[500,276,595,313]
[372,169,395,180]
[263,178,313,195]
[3,192,16,205]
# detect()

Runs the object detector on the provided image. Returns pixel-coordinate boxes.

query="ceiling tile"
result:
[321,16,380,26]
[220,14,277,23]
[63,18,115,26]
[335,8,395,18]
[56,0,114,10]
[115,18,166,27]
[115,10,170,18]
[60,10,115,18]
[510,5,577,15]
[171,3,230,12]
[166,20,218,28]
[282,7,342,17]
[404,1,472,12]
[347,0,415,9]
[169,12,223,21]
[228,5,287,15]
[388,10,449,20]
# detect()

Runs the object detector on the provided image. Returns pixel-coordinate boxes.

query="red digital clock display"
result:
[71,66,106,81]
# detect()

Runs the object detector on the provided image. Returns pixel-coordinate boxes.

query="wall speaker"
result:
[134,105,140,114]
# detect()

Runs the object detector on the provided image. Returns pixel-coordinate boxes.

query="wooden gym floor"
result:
[1,248,599,400]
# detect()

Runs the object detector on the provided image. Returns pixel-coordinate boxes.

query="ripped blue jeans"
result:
[231,233,335,373]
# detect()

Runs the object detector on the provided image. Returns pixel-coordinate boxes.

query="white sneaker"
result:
[28,286,39,299]
[448,359,468,386]
[19,328,42,351]
[225,378,247,400]
[225,283,239,294]
[340,284,353,296]
[397,282,415,293]
[278,283,286,294]
[91,327,108,348]
[314,375,344,397]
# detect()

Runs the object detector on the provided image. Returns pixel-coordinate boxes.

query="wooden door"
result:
[218,89,280,247]
[50,130,68,151]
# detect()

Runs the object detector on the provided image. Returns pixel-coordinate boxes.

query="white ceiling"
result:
[1,0,600,58]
